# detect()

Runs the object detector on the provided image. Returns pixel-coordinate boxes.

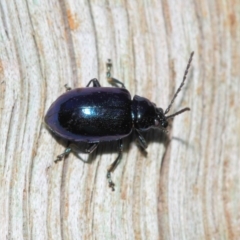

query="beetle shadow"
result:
[70,130,170,164]
[132,118,192,158]
[47,120,191,166]
[135,129,170,157]
[46,130,127,164]
[47,127,171,165]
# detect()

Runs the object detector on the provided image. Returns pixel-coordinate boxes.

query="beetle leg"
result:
[108,78,126,88]
[106,59,125,88]
[107,139,123,191]
[85,142,99,153]
[64,84,72,91]
[135,129,148,149]
[54,147,72,163]
[86,78,101,87]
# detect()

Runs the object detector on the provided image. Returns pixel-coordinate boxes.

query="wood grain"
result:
[0,0,239,239]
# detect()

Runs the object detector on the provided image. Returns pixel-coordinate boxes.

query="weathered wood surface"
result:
[0,0,239,239]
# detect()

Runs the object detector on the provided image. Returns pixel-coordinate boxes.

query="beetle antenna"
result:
[164,52,194,115]
[165,107,190,120]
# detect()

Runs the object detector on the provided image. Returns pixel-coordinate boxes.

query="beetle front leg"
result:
[106,59,125,88]
[135,129,148,149]
[107,139,123,191]
[86,78,101,87]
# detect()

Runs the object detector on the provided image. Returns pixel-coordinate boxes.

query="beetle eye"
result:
[161,121,168,128]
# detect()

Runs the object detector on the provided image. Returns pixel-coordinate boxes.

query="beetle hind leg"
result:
[135,129,148,149]
[106,59,125,88]
[107,139,123,191]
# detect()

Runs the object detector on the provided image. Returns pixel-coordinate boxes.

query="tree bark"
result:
[0,0,239,239]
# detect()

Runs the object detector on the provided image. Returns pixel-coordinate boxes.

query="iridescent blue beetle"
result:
[45,52,194,190]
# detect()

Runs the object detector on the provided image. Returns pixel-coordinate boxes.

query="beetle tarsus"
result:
[64,84,72,91]
[106,59,112,79]
[107,172,115,191]
[106,140,123,190]
[54,147,72,163]
[106,59,125,88]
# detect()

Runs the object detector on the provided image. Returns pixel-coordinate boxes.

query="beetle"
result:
[45,52,194,190]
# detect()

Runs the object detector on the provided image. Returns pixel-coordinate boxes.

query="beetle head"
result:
[132,97,169,131]
[154,108,168,129]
